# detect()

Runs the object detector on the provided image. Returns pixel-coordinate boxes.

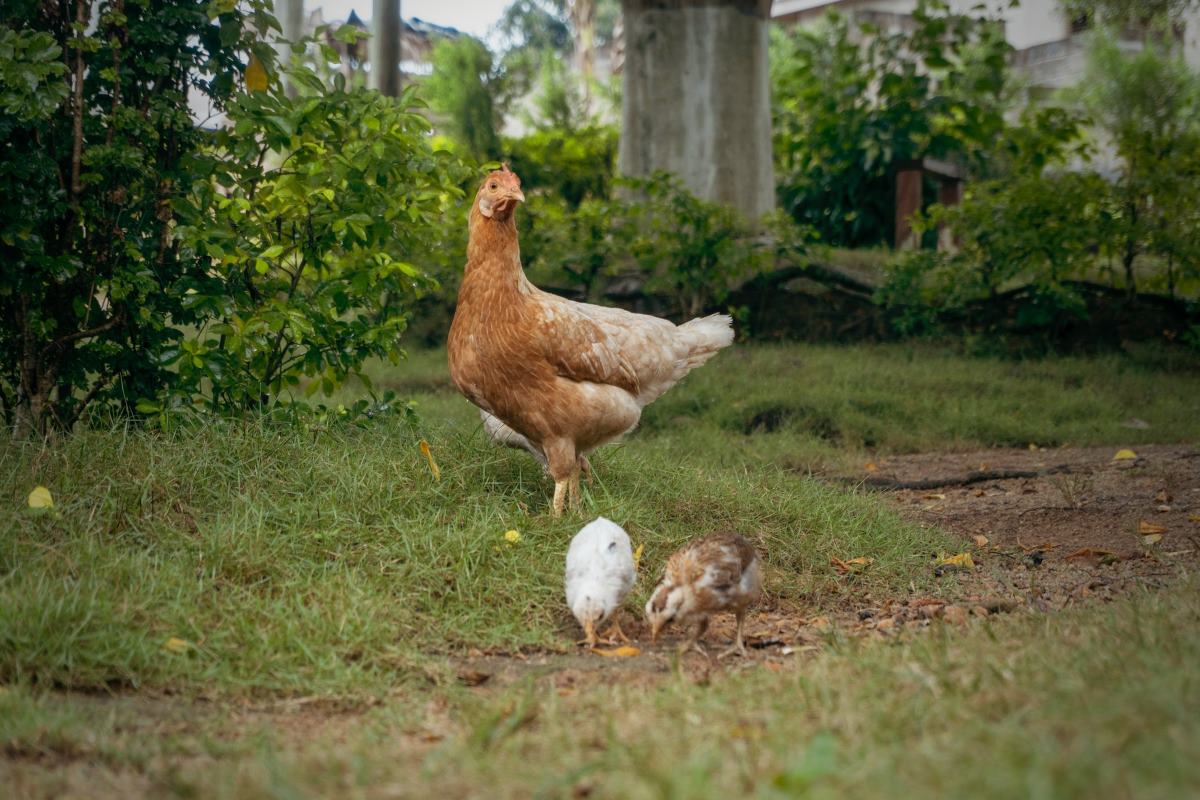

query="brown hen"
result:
[448,167,734,516]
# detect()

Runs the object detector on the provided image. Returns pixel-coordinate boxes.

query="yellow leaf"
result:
[245,53,268,93]
[1138,520,1166,536]
[939,552,976,569]
[633,543,644,569]
[1112,449,1138,461]
[591,645,640,658]
[419,439,440,481]
[922,492,946,501]
[27,486,54,509]
[831,556,873,574]
[162,637,190,654]
[503,529,521,544]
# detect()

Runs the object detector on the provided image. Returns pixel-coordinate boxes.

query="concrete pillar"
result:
[370,0,402,96]
[619,0,775,220]
[274,0,305,95]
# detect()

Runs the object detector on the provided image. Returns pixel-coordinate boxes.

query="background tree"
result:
[424,37,506,161]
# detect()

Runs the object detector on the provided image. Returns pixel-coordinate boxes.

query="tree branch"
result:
[42,312,124,357]
[64,369,117,430]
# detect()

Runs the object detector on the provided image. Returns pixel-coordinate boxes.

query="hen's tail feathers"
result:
[676,313,735,370]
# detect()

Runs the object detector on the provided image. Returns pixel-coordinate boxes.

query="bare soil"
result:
[452,443,1200,688]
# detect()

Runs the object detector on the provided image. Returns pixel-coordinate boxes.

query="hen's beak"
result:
[507,187,526,204]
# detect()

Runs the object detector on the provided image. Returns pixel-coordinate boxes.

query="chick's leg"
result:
[679,616,709,657]
[601,612,630,644]
[718,610,749,659]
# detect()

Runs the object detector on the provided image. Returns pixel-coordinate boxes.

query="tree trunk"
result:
[370,0,402,96]
[618,0,775,221]
[274,0,305,96]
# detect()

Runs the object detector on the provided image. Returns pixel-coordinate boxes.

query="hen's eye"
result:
[489,182,497,190]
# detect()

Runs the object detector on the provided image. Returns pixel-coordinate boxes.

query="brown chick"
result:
[644,533,763,658]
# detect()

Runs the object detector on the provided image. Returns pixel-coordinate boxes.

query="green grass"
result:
[2,341,1199,797]
[4,583,1199,798]
[0,412,944,697]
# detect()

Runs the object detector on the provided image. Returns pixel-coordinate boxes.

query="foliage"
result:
[423,37,507,162]
[0,0,276,437]
[623,173,767,318]
[1073,29,1200,297]
[0,1,469,436]
[504,123,617,209]
[770,0,1011,247]
[167,73,468,415]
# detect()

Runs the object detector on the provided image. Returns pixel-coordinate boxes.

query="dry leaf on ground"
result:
[831,556,874,574]
[938,552,976,569]
[1112,448,1138,461]
[591,646,641,658]
[1138,520,1167,536]
[972,534,989,548]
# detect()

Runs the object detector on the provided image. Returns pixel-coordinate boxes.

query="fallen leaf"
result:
[457,669,491,687]
[864,461,879,473]
[162,637,190,654]
[633,543,644,570]
[1142,533,1163,545]
[938,552,975,569]
[591,645,640,658]
[27,486,53,509]
[922,492,946,501]
[1065,548,1117,562]
[972,489,986,497]
[809,616,832,631]
[1112,448,1138,461]
[1138,521,1166,536]
[972,534,989,548]
[831,556,873,574]
[1017,539,1058,553]
[245,53,268,93]
[419,440,440,481]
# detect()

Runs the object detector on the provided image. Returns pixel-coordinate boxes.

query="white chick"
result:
[645,532,762,658]
[565,517,637,647]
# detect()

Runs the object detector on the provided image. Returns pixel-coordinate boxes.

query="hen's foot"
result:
[602,616,631,644]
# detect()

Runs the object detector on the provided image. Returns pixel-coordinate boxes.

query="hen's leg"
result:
[544,438,577,518]
[578,455,593,485]
[567,470,582,510]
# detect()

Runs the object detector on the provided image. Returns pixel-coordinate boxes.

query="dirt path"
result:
[450,444,1200,688]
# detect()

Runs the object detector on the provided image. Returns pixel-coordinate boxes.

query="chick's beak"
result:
[650,621,661,643]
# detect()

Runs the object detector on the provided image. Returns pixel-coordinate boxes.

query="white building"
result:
[771,0,1200,94]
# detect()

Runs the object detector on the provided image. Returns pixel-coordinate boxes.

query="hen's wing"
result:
[533,290,706,406]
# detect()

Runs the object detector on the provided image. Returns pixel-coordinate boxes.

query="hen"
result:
[645,533,762,658]
[564,517,637,647]
[448,166,734,515]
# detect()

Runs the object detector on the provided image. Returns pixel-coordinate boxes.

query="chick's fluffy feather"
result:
[565,517,636,642]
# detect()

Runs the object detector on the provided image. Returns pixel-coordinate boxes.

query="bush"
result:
[770,0,1010,247]
[0,2,468,436]
[0,0,276,437]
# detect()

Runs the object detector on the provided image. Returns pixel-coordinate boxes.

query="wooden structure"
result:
[894,157,965,251]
